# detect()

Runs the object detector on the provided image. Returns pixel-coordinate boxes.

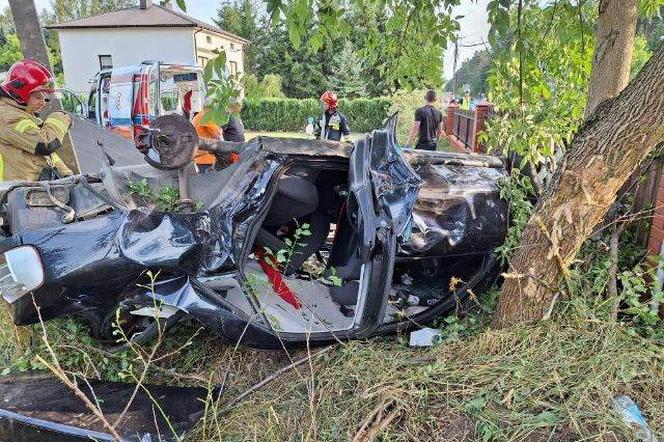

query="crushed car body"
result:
[0,115,508,348]
[0,372,209,441]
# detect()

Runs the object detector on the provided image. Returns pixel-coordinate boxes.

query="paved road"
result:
[69,116,144,174]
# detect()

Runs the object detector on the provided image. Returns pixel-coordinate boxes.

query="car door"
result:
[348,116,422,338]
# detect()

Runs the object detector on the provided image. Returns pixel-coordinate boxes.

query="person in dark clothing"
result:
[222,98,246,143]
[315,91,350,147]
[406,89,443,151]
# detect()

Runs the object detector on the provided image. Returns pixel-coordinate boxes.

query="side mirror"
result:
[57,89,88,119]
[0,246,45,303]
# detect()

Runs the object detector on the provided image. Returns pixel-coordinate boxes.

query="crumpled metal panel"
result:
[398,162,508,257]
[200,143,282,270]
[129,275,277,340]
[0,372,209,442]
[367,118,423,238]
[7,139,283,326]
[118,210,208,271]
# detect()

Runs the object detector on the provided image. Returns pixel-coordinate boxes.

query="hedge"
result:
[241,97,392,133]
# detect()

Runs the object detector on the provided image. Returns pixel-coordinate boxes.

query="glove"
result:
[51,111,73,129]
[44,112,72,141]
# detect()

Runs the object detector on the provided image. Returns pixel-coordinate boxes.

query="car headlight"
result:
[0,246,45,304]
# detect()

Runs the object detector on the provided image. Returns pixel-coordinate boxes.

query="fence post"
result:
[445,103,458,136]
[472,100,493,153]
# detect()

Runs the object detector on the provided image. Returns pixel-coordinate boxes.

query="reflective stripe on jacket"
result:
[0,97,72,181]
[314,110,350,142]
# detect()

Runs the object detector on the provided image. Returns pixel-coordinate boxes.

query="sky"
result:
[0,0,490,80]
[443,0,491,80]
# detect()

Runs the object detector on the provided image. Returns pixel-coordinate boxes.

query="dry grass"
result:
[1,299,663,441]
[193,317,663,441]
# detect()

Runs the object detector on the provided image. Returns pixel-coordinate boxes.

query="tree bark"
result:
[492,43,664,328]
[8,0,80,174]
[7,0,51,71]
[586,0,638,115]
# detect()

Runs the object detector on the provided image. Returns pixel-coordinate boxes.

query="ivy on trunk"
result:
[493,43,664,327]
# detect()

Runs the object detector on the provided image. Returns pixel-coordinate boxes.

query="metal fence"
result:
[451,109,475,149]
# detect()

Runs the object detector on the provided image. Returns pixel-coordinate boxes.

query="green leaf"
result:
[203,60,214,83]
[465,395,487,412]
[216,50,227,66]
[310,32,324,52]
[175,0,186,12]
[288,25,302,48]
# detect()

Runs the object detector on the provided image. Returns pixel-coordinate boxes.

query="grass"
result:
[2,299,662,441]
[203,316,664,441]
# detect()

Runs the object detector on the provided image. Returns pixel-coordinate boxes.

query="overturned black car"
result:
[0,116,508,349]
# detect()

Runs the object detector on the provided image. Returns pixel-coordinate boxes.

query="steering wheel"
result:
[137,115,198,170]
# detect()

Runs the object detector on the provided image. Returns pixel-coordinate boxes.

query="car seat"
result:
[255,175,330,275]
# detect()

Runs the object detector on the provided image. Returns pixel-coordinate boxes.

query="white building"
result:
[48,0,249,95]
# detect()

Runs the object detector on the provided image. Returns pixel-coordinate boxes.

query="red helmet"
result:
[1,59,56,105]
[320,91,338,109]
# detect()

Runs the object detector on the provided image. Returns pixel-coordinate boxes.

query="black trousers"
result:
[416,140,437,151]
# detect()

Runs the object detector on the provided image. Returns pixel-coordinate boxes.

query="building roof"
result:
[46,4,250,45]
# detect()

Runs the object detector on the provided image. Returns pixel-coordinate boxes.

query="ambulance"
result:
[86,61,206,141]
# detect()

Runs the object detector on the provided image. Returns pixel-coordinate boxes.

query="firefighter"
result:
[315,91,350,146]
[192,97,222,173]
[0,59,73,181]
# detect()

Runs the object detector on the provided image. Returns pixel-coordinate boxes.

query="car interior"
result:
[198,162,487,335]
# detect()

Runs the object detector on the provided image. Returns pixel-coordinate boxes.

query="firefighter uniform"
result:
[315,110,350,142]
[316,91,350,143]
[192,109,221,169]
[0,97,72,181]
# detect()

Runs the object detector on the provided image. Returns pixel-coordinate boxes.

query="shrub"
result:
[245,74,286,100]
[241,97,391,133]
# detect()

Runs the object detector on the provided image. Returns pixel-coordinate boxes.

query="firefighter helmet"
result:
[1,59,56,105]
[320,91,338,109]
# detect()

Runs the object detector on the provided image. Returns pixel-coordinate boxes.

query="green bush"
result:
[241,97,391,133]
[245,74,286,100]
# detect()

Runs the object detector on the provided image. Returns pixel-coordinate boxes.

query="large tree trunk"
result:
[492,43,664,328]
[586,0,638,115]
[8,0,80,174]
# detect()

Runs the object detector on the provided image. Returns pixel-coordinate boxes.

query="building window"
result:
[98,55,113,70]
[198,57,208,67]
[229,61,238,76]
[230,43,235,50]
[206,35,212,44]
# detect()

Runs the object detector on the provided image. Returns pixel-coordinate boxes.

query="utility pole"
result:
[451,38,459,95]
[7,0,80,174]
